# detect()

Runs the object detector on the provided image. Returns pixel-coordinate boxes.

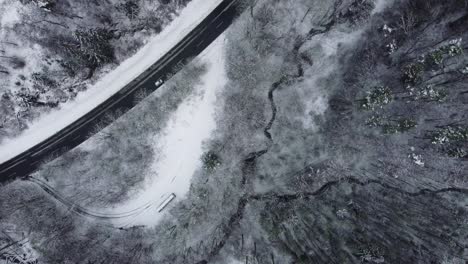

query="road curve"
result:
[0,0,241,184]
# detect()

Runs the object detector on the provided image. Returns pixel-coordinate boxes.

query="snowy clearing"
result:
[109,36,226,228]
[0,0,223,164]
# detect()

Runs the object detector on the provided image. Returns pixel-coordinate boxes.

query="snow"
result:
[372,0,393,14]
[109,36,227,228]
[299,28,364,131]
[409,153,425,167]
[227,258,244,264]
[0,0,224,163]
[0,0,22,26]
[0,224,38,263]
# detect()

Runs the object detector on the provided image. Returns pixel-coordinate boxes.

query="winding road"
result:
[0,0,241,183]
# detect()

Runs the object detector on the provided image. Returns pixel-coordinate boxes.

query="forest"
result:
[1,0,467,263]
[0,0,191,142]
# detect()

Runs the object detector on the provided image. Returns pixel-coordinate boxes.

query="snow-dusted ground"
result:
[227,258,244,264]
[372,0,393,15]
[0,0,47,91]
[0,0,223,164]
[0,224,38,263]
[109,36,226,228]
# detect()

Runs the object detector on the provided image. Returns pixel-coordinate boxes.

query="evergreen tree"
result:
[201,151,221,173]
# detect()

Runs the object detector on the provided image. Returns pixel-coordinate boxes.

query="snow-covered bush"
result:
[117,1,140,19]
[360,86,392,111]
[427,49,444,66]
[72,28,115,68]
[201,151,221,172]
[403,62,425,84]
[443,39,463,57]
[386,39,398,54]
[365,115,384,127]
[382,118,417,134]
[426,39,463,66]
[461,65,468,75]
[336,208,350,219]
[430,126,468,145]
[447,148,467,158]
[409,152,424,167]
[408,84,447,102]
[382,24,394,37]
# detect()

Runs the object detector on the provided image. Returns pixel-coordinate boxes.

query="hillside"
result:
[0,0,191,142]
[0,0,467,263]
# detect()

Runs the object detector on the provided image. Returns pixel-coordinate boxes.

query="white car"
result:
[155,79,164,87]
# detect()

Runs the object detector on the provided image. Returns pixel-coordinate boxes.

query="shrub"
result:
[117,1,140,19]
[365,115,384,127]
[360,86,392,111]
[447,148,467,158]
[382,118,417,134]
[9,57,26,69]
[426,39,463,66]
[201,151,221,172]
[60,28,115,71]
[441,39,463,57]
[409,152,424,167]
[430,126,468,145]
[416,85,447,102]
[398,119,417,130]
[74,28,115,67]
[32,72,58,89]
[427,49,444,66]
[403,62,425,84]
[461,65,468,75]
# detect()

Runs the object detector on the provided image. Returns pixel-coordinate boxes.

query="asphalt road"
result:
[0,0,241,183]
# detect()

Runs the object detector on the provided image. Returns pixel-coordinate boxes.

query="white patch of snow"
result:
[386,39,398,54]
[0,224,39,263]
[109,36,227,228]
[461,65,468,75]
[382,24,394,34]
[0,1,21,26]
[409,152,425,167]
[298,0,388,130]
[315,29,364,57]
[0,0,224,163]
[372,0,393,15]
[299,28,364,131]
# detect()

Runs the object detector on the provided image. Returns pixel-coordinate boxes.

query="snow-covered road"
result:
[110,36,227,228]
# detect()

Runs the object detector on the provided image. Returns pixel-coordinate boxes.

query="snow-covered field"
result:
[110,36,227,228]
[0,0,223,164]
